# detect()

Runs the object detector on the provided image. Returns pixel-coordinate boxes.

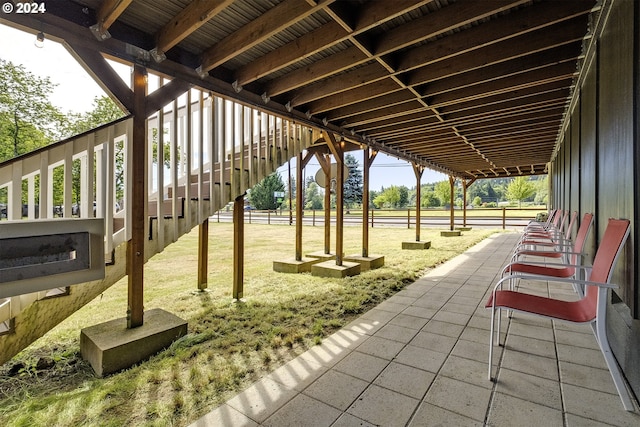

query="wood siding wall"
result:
[551,0,639,397]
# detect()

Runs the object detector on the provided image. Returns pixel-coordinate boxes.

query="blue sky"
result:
[1,24,446,190]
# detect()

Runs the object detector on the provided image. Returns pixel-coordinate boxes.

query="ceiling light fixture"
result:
[34,31,45,48]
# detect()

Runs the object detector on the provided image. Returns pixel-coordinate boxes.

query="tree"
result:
[304,179,323,210]
[249,172,286,210]
[434,180,457,207]
[506,176,536,208]
[343,153,363,208]
[373,186,401,208]
[534,175,548,206]
[0,59,65,162]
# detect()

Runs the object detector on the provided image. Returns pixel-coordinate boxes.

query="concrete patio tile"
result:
[302,369,369,411]
[394,344,448,373]
[563,383,640,426]
[343,317,386,337]
[355,335,406,360]
[265,354,328,392]
[189,404,258,427]
[422,376,492,422]
[225,377,298,423]
[396,287,430,299]
[262,393,342,427]
[413,296,450,310]
[431,310,471,326]
[408,402,483,427]
[553,319,593,334]
[438,354,493,389]
[450,338,502,365]
[486,392,564,427]
[375,300,412,314]
[389,313,430,330]
[358,307,397,324]
[402,305,437,319]
[508,321,555,342]
[374,323,420,343]
[410,330,458,354]
[565,413,621,427]
[386,294,420,306]
[441,301,477,315]
[331,412,377,427]
[495,368,562,409]
[421,319,465,338]
[556,343,608,370]
[501,350,558,381]
[458,326,497,344]
[347,384,420,426]
[505,334,556,359]
[333,351,389,382]
[554,328,600,349]
[373,361,436,399]
[297,336,351,369]
[448,294,484,306]
[558,361,618,394]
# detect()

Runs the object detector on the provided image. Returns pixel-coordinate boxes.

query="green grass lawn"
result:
[0,223,500,427]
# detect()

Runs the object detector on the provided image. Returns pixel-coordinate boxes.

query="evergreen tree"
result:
[249,172,286,210]
[343,153,363,207]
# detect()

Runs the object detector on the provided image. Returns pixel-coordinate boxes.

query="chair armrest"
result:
[492,274,618,293]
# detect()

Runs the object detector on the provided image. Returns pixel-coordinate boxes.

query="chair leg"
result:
[595,291,635,411]
[488,306,496,381]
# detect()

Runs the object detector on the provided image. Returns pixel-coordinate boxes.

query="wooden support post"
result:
[233,195,244,300]
[127,64,147,329]
[197,219,209,291]
[413,164,424,241]
[295,152,303,261]
[362,148,377,257]
[449,175,455,231]
[294,151,314,261]
[461,178,475,228]
[325,133,344,266]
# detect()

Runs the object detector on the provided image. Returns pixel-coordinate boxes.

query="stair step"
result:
[148,197,185,218]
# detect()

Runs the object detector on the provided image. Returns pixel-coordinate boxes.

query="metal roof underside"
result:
[1,0,600,179]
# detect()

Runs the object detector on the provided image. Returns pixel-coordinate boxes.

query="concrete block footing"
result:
[80,308,187,377]
[311,260,361,278]
[402,241,431,250]
[305,251,336,261]
[456,227,472,231]
[343,255,384,271]
[273,258,321,273]
[440,230,462,237]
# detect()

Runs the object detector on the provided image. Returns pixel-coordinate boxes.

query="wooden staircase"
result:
[0,89,315,365]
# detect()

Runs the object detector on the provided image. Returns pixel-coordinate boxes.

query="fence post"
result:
[371,209,374,227]
[268,210,271,225]
[502,207,506,229]
[313,209,315,226]
[407,208,411,229]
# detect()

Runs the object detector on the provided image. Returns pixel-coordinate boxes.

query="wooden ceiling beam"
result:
[153,0,234,59]
[426,61,577,106]
[198,0,330,74]
[290,62,390,106]
[266,46,370,96]
[395,0,593,73]
[375,0,529,55]
[422,45,581,101]
[326,90,417,121]
[93,0,134,37]
[439,80,571,115]
[405,19,586,87]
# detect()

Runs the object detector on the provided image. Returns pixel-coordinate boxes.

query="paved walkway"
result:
[190,233,639,426]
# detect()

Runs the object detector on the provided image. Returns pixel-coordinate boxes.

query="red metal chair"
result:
[486,218,635,411]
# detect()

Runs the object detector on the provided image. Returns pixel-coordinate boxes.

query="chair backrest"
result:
[569,213,594,264]
[583,218,631,311]
[563,211,579,241]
